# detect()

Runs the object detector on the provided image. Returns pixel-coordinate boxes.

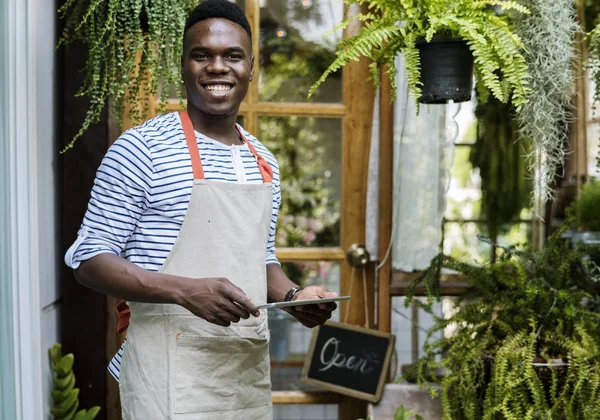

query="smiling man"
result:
[64,1,337,418]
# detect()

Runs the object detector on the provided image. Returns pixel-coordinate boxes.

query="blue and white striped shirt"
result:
[64,112,281,380]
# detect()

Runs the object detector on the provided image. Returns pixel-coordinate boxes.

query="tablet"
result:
[256,296,350,310]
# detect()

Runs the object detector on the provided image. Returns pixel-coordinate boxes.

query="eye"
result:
[228,54,243,60]
[192,53,209,60]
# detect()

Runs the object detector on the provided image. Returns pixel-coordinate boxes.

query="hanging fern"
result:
[511,0,578,206]
[310,0,531,111]
[406,221,600,419]
[58,0,197,152]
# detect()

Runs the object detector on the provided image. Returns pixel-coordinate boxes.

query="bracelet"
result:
[283,286,303,302]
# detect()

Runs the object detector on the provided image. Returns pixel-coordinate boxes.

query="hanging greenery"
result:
[511,0,578,205]
[58,0,197,152]
[405,222,600,419]
[470,95,531,249]
[309,0,531,110]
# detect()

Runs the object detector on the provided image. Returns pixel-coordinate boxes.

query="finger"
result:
[296,303,336,316]
[223,302,247,321]
[218,278,259,316]
[292,310,323,328]
[318,302,337,311]
[209,316,231,327]
[316,288,338,299]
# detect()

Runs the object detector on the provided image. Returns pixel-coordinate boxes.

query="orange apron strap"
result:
[180,110,272,183]
[237,127,274,183]
[116,300,131,334]
[180,110,205,180]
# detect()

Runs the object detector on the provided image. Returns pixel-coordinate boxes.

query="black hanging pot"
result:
[416,38,474,104]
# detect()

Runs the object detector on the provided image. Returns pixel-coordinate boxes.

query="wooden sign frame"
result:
[300,321,396,403]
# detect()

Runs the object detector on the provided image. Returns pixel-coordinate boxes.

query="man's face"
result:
[182,18,253,117]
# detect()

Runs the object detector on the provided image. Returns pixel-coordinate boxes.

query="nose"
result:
[206,56,229,74]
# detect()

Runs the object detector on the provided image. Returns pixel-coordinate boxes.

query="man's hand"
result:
[284,285,337,328]
[176,277,260,327]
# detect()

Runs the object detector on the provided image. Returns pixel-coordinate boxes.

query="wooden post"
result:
[377,68,394,334]
[338,3,376,419]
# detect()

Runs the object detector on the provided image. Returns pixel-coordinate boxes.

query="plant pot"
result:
[367,383,442,420]
[416,38,474,104]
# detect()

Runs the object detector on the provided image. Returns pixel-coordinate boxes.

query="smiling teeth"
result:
[206,85,231,92]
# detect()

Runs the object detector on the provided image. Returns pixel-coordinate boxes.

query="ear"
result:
[249,54,255,81]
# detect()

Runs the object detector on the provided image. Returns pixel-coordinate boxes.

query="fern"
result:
[405,220,600,419]
[312,0,531,110]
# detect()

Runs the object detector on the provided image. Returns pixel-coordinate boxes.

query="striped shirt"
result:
[64,112,281,381]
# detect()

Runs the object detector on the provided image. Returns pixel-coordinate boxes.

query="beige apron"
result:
[119,110,274,419]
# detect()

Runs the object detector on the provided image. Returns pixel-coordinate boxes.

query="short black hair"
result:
[185,0,252,41]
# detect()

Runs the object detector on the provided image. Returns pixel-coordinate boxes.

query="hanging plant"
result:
[511,0,578,205]
[58,0,197,152]
[470,95,531,252]
[309,0,531,110]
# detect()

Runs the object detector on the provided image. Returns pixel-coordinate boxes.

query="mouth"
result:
[202,83,234,95]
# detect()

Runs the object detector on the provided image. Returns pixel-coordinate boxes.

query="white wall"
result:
[36,0,61,418]
[1,0,60,418]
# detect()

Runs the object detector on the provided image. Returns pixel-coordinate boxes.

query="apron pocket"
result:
[173,333,271,414]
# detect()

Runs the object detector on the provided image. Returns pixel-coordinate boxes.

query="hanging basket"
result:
[416,38,474,104]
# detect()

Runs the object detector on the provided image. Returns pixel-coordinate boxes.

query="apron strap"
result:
[180,110,205,180]
[237,128,274,183]
[180,110,273,183]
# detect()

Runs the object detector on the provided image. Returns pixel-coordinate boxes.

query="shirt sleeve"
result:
[64,129,153,269]
[266,159,281,265]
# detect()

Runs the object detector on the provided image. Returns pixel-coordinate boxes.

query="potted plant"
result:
[404,222,600,419]
[309,0,531,109]
[57,0,197,151]
[48,344,101,420]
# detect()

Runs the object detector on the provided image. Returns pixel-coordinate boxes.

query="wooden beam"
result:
[276,247,345,262]
[377,68,394,333]
[162,99,347,118]
[272,391,342,405]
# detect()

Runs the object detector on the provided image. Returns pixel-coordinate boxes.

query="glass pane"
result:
[269,261,340,391]
[442,222,491,262]
[449,97,477,144]
[445,145,482,220]
[442,222,532,263]
[259,116,342,247]
[259,0,343,102]
[273,404,338,420]
[496,222,532,251]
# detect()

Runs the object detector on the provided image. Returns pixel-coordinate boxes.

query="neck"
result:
[186,106,241,145]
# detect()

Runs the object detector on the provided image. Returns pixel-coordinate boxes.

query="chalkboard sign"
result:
[301,321,396,403]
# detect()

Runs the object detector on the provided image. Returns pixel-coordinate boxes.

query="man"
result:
[64,1,338,418]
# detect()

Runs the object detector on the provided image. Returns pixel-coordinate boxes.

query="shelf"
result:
[272,390,343,405]
[390,269,469,296]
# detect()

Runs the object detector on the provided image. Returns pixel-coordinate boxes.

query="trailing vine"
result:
[310,0,531,111]
[58,0,197,152]
[470,95,531,251]
[511,0,578,205]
